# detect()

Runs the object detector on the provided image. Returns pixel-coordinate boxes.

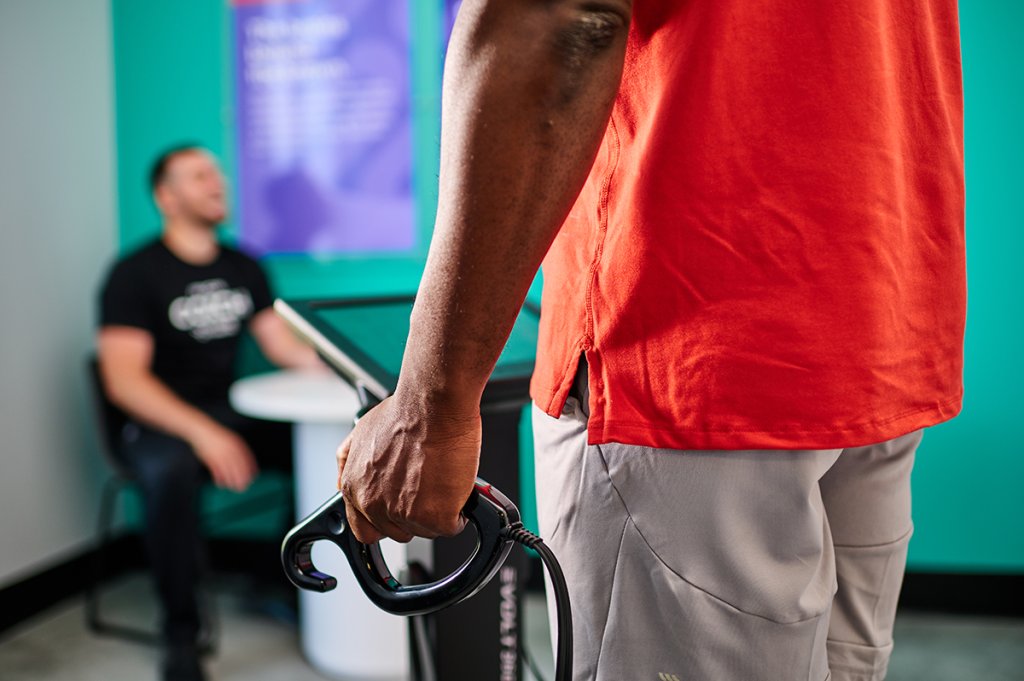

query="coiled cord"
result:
[503,526,573,681]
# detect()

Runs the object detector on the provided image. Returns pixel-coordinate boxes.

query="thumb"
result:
[336,432,353,491]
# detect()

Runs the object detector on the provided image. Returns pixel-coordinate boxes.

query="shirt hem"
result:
[583,394,963,451]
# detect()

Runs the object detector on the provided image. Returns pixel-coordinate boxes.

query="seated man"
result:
[96,144,320,681]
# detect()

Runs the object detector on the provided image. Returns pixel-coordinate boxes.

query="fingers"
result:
[336,463,469,541]
[345,505,384,544]
[344,503,415,544]
[208,442,257,492]
[342,495,468,542]
[206,456,237,491]
[213,461,244,492]
[238,448,258,490]
[224,444,256,492]
[404,511,468,540]
[207,462,228,489]
[340,480,416,544]
[333,395,477,544]
[337,436,416,543]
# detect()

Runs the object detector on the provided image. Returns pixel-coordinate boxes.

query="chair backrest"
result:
[86,355,130,471]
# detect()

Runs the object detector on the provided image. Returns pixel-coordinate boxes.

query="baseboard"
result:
[0,535,144,638]
[898,571,1024,617]
[0,535,287,640]
[207,536,293,586]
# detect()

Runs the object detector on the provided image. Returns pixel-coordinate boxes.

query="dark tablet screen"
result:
[277,296,539,404]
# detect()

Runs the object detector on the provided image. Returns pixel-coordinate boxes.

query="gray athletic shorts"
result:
[533,368,919,681]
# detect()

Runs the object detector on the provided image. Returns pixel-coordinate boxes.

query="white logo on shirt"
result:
[168,278,254,341]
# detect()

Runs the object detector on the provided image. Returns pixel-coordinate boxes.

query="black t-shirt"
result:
[99,239,272,404]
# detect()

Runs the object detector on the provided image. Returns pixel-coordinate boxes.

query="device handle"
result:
[281,479,519,617]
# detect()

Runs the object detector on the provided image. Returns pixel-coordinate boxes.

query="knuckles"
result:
[397,501,465,538]
[334,399,475,542]
[353,490,464,540]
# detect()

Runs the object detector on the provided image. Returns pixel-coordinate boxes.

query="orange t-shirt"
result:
[530,1,966,450]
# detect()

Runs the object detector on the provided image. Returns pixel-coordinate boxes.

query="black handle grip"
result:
[281,479,520,617]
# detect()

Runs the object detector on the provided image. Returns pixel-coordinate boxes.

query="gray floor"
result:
[0,574,1021,681]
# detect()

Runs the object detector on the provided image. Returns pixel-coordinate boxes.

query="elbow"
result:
[100,372,131,412]
[98,360,142,412]
[556,2,631,56]
[551,2,632,102]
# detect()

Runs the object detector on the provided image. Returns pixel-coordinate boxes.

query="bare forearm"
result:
[102,369,220,443]
[250,310,322,370]
[270,344,321,370]
[397,0,630,410]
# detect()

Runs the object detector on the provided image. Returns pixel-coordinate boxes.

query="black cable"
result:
[504,527,573,681]
[403,562,437,681]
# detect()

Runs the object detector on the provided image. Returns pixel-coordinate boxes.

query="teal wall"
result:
[111,1,1022,570]
[111,0,540,534]
[110,0,440,296]
[907,2,1024,572]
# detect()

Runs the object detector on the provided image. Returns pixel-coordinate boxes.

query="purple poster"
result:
[234,0,415,255]
[445,0,463,38]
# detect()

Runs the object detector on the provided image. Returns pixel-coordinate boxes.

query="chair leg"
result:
[85,474,293,652]
[196,579,219,655]
[84,476,161,647]
[188,477,294,653]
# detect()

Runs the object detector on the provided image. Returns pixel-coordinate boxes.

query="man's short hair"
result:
[149,143,204,193]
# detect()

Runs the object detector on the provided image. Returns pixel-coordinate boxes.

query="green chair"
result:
[83,356,292,651]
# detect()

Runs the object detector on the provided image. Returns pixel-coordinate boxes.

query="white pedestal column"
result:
[294,421,410,681]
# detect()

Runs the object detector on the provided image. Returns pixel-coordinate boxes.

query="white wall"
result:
[0,0,117,587]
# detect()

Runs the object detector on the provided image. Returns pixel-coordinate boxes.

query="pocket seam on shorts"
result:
[593,443,829,626]
[592,515,630,676]
[832,525,913,551]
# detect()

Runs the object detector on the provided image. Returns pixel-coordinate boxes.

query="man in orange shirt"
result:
[335,2,965,679]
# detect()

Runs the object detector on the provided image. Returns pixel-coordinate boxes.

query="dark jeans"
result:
[116,401,291,645]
